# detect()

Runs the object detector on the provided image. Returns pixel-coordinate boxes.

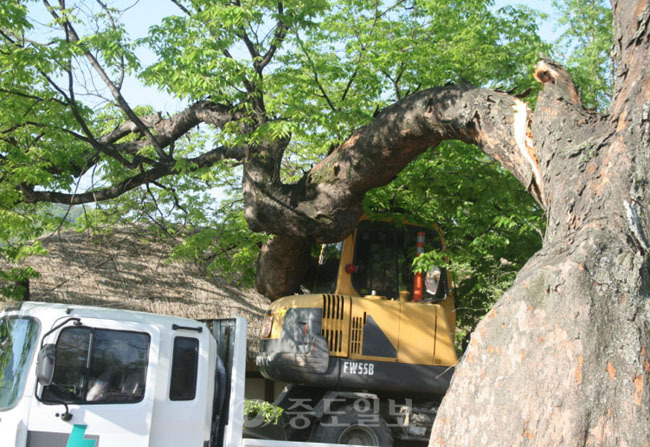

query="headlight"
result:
[261,314,273,338]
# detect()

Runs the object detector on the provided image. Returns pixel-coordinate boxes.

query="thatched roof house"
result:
[0,228,270,357]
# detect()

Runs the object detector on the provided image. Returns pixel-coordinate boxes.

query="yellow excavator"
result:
[256,217,458,446]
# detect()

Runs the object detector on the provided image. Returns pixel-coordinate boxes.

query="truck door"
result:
[26,319,158,447]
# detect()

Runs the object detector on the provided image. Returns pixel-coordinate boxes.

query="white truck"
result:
[0,301,367,447]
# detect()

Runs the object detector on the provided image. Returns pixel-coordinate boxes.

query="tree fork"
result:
[251,85,544,298]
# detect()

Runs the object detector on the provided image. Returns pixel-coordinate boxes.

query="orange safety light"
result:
[412,231,426,301]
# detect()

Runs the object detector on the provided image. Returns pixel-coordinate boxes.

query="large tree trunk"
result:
[430,1,650,445]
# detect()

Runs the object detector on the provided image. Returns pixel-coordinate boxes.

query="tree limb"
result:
[20,144,245,205]
[0,88,68,107]
[95,0,127,89]
[244,84,546,243]
[170,0,192,15]
[39,100,244,178]
[256,2,287,73]
[43,0,168,161]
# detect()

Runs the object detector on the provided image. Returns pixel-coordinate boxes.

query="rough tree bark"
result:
[428,1,650,445]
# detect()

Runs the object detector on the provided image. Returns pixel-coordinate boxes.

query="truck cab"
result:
[0,302,246,447]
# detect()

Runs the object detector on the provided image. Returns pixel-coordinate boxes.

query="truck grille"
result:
[321,294,349,357]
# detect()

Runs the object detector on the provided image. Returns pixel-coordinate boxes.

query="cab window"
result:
[351,221,445,299]
[312,242,343,293]
[41,327,149,404]
[169,337,199,401]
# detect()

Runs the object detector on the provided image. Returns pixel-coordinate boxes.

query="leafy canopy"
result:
[0,0,611,324]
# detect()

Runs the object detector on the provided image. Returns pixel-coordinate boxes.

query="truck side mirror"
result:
[36,343,56,386]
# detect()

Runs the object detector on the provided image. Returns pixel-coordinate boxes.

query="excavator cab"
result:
[313,219,449,302]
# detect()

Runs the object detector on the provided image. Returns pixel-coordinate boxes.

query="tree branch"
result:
[0,88,68,107]
[37,66,145,169]
[256,2,287,73]
[170,0,192,15]
[95,0,127,89]
[102,100,245,147]
[43,0,168,160]
[10,97,245,192]
[297,39,337,112]
[244,85,545,243]
[20,144,245,205]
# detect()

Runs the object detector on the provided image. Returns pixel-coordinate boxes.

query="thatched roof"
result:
[0,228,270,357]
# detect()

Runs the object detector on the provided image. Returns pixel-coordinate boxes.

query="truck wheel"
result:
[310,405,393,446]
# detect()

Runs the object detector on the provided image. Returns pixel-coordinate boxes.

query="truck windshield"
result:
[0,316,40,411]
[41,326,150,404]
